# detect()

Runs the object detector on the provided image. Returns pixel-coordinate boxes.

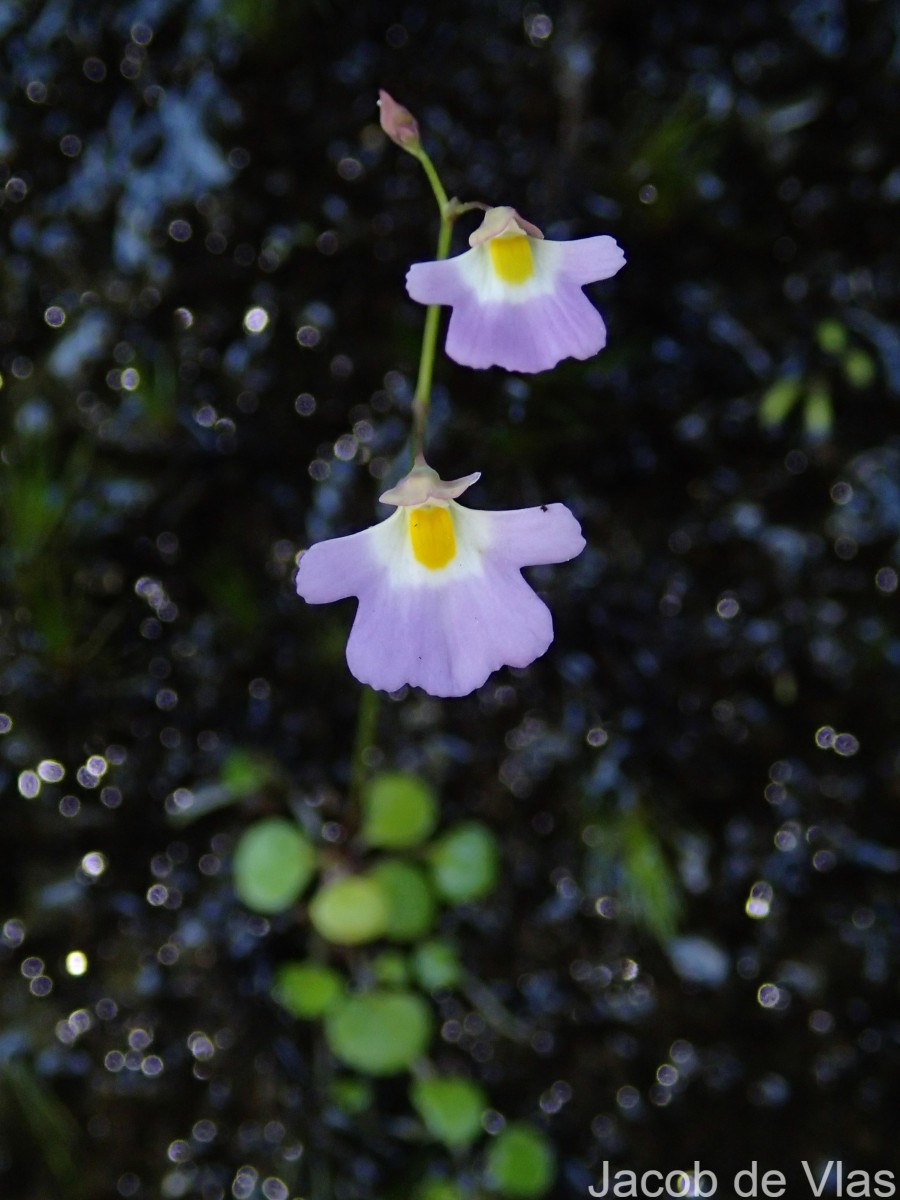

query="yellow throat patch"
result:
[408,505,455,570]
[488,234,533,285]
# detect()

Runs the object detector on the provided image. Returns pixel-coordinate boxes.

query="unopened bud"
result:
[377,89,421,152]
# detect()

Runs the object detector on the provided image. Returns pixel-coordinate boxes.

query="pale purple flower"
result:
[295,459,585,698]
[406,205,626,373]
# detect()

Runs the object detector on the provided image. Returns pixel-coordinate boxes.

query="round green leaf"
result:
[309,875,388,945]
[428,822,499,904]
[361,771,438,849]
[412,939,463,991]
[411,1076,487,1150]
[416,1183,464,1200]
[371,859,436,942]
[325,989,432,1076]
[272,961,342,1019]
[231,818,316,914]
[815,318,847,355]
[843,347,876,388]
[485,1124,555,1199]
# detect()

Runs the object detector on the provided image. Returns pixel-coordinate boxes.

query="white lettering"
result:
[874,1171,896,1199]
[802,1162,836,1198]
[642,1171,663,1198]
[763,1170,786,1197]
[735,1162,759,1198]
[695,1164,718,1197]
[847,1171,871,1199]
[589,1162,611,1198]
[613,1170,638,1198]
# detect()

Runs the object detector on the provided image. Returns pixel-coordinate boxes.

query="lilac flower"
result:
[295,459,585,697]
[406,206,626,373]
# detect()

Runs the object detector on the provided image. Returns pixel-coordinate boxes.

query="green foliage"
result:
[196,546,260,633]
[843,347,876,388]
[361,771,439,849]
[231,817,316,913]
[410,1076,487,1150]
[308,874,389,945]
[619,810,682,942]
[1,1058,81,1195]
[325,989,433,1075]
[484,1124,555,1199]
[759,376,802,427]
[371,859,436,941]
[428,822,499,903]
[412,939,463,991]
[272,961,343,1019]
[803,381,833,439]
[372,950,409,986]
[815,319,848,355]
[415,1183,465,1200]
[221,748,277,797]
[329,1076,374,1115]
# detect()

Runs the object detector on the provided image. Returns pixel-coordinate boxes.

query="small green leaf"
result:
[620,811,682,943]
[412,939,463,991]
[361,771,438,849]
[411,1076,487,1150]
[428,822,499,904]
[272,961,342,1019]
[371,859,436,941]
[415,1182,464,1200]
[329,1076,373,1114]
[232,818,316,914]
[803,383,833,439]
[485,1123,556,1198]
[309,875,388,945]
[815,319,847,355]
[222,748,276,797]
[759,376,802,427]
[372,950,408,986]
[842,347,876,388]
[325,989,432,1075]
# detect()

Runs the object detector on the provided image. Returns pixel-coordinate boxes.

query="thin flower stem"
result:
[411,216,452,457]
[415,146,450,213]
[346,148,452,804]
[349,683,379,807]
[409,146,454,459]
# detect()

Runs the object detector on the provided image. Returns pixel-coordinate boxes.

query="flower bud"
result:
[377,89,421,152]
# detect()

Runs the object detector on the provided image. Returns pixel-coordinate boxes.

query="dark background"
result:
[2,0,899,1196]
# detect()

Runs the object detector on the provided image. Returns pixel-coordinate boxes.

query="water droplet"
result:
[875,566,897,593]
[757,983,781,1008]
[833,732,859,757]
[17,771,40,798]
[81,851,108,877]
[243,306,269,333]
